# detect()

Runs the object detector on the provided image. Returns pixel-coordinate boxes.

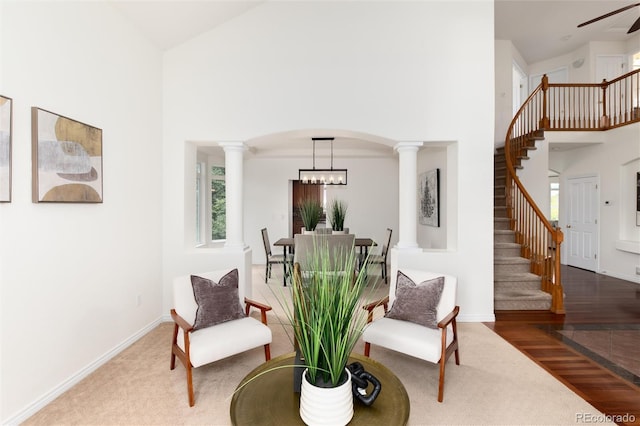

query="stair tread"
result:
[494,242,520,247]
[494,229,515,234]
[494,256,530,264]
[494,272,540,281]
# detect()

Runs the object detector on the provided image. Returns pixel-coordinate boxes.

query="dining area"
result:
[262,227,392,286]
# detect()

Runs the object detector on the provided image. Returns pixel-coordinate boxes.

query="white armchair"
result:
[362,269,460,402]
[170,269,273,406]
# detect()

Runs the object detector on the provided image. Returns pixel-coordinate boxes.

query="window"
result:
[550,182,559,221]
[211,165,226,241]
[196,163,202,244]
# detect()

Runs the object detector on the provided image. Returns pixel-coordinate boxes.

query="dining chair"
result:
[261,228,291,284]
[369,228,392,283]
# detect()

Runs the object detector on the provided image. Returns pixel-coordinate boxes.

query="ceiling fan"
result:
[577,2,640,34]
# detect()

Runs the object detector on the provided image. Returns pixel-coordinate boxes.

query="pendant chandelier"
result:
[298,137,347,185]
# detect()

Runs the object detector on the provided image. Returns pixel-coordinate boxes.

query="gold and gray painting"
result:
[34,108,102,202]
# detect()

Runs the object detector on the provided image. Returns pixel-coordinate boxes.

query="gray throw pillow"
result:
[385,271,445,329]
[191,269,245,331]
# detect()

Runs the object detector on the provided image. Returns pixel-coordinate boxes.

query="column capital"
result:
[218,141,247,152]
[394,141,423,153]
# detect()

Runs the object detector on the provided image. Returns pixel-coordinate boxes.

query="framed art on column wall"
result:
[419,168,440,227]
[0,95,12,202]
[636,172,639,226]
[31,107,103,203]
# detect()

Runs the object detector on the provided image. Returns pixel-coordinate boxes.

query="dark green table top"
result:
[230,352,410,425]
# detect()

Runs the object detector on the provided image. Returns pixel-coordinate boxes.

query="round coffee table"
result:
[230,352,410,425]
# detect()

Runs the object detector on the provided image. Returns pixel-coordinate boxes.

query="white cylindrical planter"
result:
[299,369,353,426]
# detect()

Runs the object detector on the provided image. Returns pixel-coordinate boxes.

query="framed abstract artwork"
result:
[0,95,12,202]
[636,172,639,226]
[419,168,440,227]
[31,107,103,203]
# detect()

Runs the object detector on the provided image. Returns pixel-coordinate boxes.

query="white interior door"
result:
[565,175,598,271]
[596,55,626,82]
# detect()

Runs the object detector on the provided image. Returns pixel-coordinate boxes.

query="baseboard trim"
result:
[459,313,496,322]
[3,317,162,425]
[598,269,640,284]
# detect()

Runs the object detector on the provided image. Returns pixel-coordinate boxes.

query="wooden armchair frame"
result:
[170,297,272,407]
[363,290,460,402]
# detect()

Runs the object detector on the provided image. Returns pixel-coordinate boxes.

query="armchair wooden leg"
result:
[437,359,446,402]
[264,343,271,361]
[172,328,196,407]
[364,342,371,357]
[170,323,179,370]
[186,361,195,407]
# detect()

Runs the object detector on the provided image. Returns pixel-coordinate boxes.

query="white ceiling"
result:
[107,1,640,155]
[495,0,639,64]
[109,1,640,63]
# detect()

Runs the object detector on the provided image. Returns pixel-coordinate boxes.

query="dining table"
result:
[274,236,376,256]
[273,235,377,286]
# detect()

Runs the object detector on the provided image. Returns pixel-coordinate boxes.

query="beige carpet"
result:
[23,269,613,426]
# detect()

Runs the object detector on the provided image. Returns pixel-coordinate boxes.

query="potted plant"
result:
[284,239,373,425]
[298,198,322,234]
[328,199,348,233]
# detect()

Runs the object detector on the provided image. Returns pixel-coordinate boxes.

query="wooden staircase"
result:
[494,135,551,310]
[495,70,640,313]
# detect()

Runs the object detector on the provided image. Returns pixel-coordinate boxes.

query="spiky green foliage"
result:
[281,237,373,387]
[328,199,348,232]
[298,198,322,232]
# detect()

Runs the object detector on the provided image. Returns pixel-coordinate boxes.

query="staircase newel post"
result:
[552,229,565,314]
[600,79,610,129]
[539,75,550,129]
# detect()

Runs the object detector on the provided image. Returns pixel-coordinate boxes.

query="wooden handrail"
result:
[504,69,639,313]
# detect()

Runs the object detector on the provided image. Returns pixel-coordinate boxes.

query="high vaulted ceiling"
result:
[107,1,640,154]
[110,1,640,64]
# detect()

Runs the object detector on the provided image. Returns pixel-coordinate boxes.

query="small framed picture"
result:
[419,168,440,227]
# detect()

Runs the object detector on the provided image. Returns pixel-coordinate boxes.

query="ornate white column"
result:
[394,141,423,250]
[219,142,247,251]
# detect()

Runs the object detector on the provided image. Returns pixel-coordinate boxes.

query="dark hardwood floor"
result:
[486,265,640,426]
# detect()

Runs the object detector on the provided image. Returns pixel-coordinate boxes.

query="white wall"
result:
[547,125,640,282]
[162,1,495,321]
[495,39,529,147]
[0,2,163,423]
[517,140,551,217]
